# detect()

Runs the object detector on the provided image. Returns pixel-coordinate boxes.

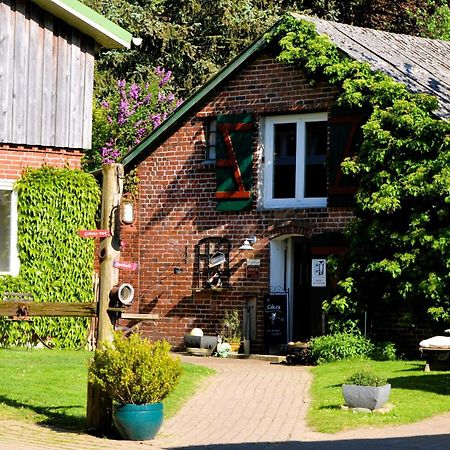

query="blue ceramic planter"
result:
[113,402,164,440]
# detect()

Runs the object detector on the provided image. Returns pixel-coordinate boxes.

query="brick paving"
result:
[1,355,450,449]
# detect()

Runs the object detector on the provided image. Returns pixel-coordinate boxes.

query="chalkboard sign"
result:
[264,292,288,348]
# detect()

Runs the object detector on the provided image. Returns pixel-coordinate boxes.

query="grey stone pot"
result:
[342,383,391,410]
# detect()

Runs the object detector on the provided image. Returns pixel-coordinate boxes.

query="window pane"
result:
[273,123,296,198]
[304,121,327,198]
[206,119,217,161]
[0,190,12,272]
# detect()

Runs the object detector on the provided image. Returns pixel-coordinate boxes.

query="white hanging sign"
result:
[311,259,326,287]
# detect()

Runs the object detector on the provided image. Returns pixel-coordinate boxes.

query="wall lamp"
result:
[239,236,257,251]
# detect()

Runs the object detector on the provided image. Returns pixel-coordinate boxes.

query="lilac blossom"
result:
[117,99,130,125]
[101,138,121,164]
[159,70,172,87]
[129,83,140,101]
[97,73,183,165]
[151,114,162,129]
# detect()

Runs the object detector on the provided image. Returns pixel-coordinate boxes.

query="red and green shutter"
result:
[215,113,255,211]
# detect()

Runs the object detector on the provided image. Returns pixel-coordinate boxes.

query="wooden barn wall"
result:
[0,0,95,149]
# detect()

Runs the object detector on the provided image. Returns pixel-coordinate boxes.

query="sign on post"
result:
[78,230,111,238]
[113,260,138,271]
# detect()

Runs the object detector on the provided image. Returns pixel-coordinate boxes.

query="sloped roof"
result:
[123,14,450,167]
[296,13,450,118]
[31,0,131,48]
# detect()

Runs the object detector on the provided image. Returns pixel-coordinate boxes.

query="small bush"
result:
[89,333,182,405]
[344,370,388,387]
[371,341,397,361]
[309,332,374,364]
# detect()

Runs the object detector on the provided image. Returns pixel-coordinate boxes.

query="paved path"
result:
[1,355,450,449]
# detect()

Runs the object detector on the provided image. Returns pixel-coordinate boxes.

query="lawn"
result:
[0,348,214,430]
[308,359,450,433]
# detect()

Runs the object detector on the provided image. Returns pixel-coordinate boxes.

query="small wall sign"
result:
[78,229,111,238]
[113,260,139,271]
[311,259,326,287]
[246,259,260,280]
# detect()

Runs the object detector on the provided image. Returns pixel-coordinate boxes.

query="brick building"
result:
[0,0,131,276]
[120,14,450,353]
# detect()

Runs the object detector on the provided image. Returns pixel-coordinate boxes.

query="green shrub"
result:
[344,370,388,387]
[371,341,397,361]
[88,333,182,405]
[309,332,374,364]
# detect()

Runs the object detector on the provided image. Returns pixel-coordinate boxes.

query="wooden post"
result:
[97,163,122,344]
[86,163,123,434]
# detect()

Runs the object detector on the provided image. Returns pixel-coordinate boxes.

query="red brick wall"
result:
[121,52,355,350]
[0,143,82,179]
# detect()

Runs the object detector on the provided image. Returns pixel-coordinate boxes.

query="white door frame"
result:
[270,235,302,342]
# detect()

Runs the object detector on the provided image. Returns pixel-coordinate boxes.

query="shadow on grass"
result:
[389,372,450,395]
[318,404,342,410]
[0,394,85,431]
[395,362,427,372]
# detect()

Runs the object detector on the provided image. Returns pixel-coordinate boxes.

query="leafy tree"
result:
[82,0,304,97]
[344,0,450,38]
[83,0,450,100]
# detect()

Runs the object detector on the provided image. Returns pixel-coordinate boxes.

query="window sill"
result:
[262,199,327,209]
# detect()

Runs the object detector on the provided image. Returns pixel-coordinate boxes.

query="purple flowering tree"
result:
[85,67,182,170]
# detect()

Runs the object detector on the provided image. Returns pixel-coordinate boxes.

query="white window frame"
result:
[0,179,19,276]
[262,112,328,209]
[204,118,217,162]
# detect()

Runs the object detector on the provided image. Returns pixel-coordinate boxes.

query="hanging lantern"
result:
[120,193,135,225]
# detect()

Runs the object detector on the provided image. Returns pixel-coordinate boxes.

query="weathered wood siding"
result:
[0,0,95,149]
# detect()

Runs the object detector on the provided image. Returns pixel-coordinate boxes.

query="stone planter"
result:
[184,334,218,350]
[342,384,391,410]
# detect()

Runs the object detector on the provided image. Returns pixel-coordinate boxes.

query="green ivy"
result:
[0,166,100,348]
[274,16,450,328]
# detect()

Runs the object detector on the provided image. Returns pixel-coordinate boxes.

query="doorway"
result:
[269,236,314,343]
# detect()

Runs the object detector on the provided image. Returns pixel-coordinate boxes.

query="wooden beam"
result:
[0,302,98,317]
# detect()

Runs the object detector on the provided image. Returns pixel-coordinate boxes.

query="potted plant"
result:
[342,370,391,410]
[88,332,182,440]
[221,309,243,353]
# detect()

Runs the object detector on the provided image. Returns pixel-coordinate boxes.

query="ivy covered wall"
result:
[0,166,100,348]
[274,17,450,332]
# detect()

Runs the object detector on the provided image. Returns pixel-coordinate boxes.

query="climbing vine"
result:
[0,166,100,348]
[274,17,450,329]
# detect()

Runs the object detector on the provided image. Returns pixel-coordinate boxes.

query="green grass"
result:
[308,359,450,433]
[0,348,214,429]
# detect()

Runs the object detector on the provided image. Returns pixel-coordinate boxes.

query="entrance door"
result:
[292,239,311,341]
[270,236,312,344]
